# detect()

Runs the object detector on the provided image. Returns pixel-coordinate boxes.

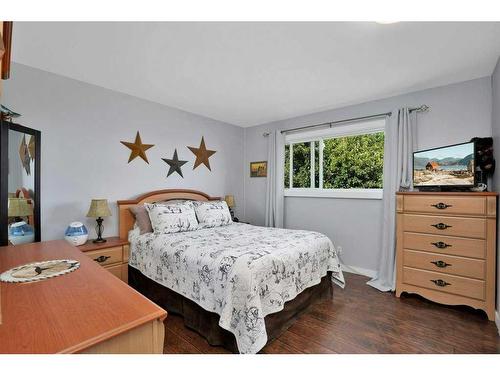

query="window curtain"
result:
[265,130,285,227]
[367,108,416,292]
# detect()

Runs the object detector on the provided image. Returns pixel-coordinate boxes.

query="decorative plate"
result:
[0,259,80,283]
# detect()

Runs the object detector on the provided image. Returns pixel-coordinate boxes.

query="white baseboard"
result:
[496,311,500,336]
[341,263,377,278]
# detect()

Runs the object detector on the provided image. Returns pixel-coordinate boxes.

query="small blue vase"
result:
[64,222,89,246]
[8,221,35,245]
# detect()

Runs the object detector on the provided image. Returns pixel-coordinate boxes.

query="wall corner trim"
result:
[340,263,377,279]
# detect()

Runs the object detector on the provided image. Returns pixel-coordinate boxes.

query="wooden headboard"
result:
[116,189,221,240]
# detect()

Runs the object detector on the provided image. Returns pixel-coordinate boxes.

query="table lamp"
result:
[86,199,111,243]
[8,197,32,220]
[225,195,236,220]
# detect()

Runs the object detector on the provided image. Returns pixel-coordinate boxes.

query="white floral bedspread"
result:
[128,223,345,354]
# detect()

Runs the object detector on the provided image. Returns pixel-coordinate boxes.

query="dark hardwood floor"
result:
[163,272,500,354]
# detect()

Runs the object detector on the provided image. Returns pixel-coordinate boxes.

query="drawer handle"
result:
[431,241,452,249]
[94,255,111,263]
[430,260,451,268]
[431,202,452,210]
[430,279,451,287]
[431,223,452,230]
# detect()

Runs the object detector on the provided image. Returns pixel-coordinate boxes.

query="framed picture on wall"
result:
[250,161,267,177]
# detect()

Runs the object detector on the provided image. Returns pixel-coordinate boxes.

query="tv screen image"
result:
[413,142,475,187]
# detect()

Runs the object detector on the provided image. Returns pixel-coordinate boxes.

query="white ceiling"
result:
[11,22,500,127]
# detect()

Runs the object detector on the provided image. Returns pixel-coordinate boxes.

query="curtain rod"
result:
[262,104,429,136]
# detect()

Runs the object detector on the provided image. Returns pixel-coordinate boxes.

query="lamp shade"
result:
[8,198,32,217]
[86,199,112,218]
[224,195,235,208]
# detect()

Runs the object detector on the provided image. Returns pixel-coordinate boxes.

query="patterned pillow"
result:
[145,201,199,234]
[129,205,153,235]
[158,199,188,205]
[193,200,233,228]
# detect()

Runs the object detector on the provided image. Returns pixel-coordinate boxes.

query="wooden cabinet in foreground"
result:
[395,192,497,320]
[0,240,167,353]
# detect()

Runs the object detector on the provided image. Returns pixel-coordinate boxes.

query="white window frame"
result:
[284,118,386,200]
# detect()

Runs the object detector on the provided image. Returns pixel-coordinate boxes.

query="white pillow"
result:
[145,201,199,234]
[194,200,233,228]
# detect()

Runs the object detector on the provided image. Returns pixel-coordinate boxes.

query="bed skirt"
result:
[128,266,333,353]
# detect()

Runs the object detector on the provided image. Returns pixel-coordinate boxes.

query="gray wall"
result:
[491,56,500,321]
[3,63,244,241]
[244,77,493,273]
[2,64,495,284]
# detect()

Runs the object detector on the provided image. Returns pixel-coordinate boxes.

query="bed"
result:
[117,189,345,354]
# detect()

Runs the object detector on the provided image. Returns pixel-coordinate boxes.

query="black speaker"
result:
[475,170,487,185]
[471,137,495,174]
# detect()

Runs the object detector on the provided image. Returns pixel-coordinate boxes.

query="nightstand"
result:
[78,237,130,283]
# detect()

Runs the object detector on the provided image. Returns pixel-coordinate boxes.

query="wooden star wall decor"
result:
[162,149,188,178]
[120,131,154,164]
[188,136,216,171]
[19,135,31,175]
[28,135,36,161]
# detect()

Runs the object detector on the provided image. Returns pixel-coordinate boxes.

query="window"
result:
[284,118,385,199]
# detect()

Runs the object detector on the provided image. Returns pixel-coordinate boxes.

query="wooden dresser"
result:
[78,237,129,283]
[395,191,497,320]
[0,240,167,353]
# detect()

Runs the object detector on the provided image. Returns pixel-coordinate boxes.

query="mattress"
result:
[129,222,344,353]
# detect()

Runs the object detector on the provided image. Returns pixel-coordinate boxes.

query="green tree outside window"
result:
[285,132,384,189]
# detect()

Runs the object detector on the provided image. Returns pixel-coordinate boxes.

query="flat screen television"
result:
[413,141,475,189]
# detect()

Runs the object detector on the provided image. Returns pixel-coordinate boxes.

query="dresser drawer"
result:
[403,196,485,216]
[105,263,123,279]
[85,246,123,267]
[403,267,485,300]
[403,232,486,259]
[403,249,485,279]
[403,214,486,239]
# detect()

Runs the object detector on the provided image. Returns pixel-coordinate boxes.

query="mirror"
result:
[0,119,41,246]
